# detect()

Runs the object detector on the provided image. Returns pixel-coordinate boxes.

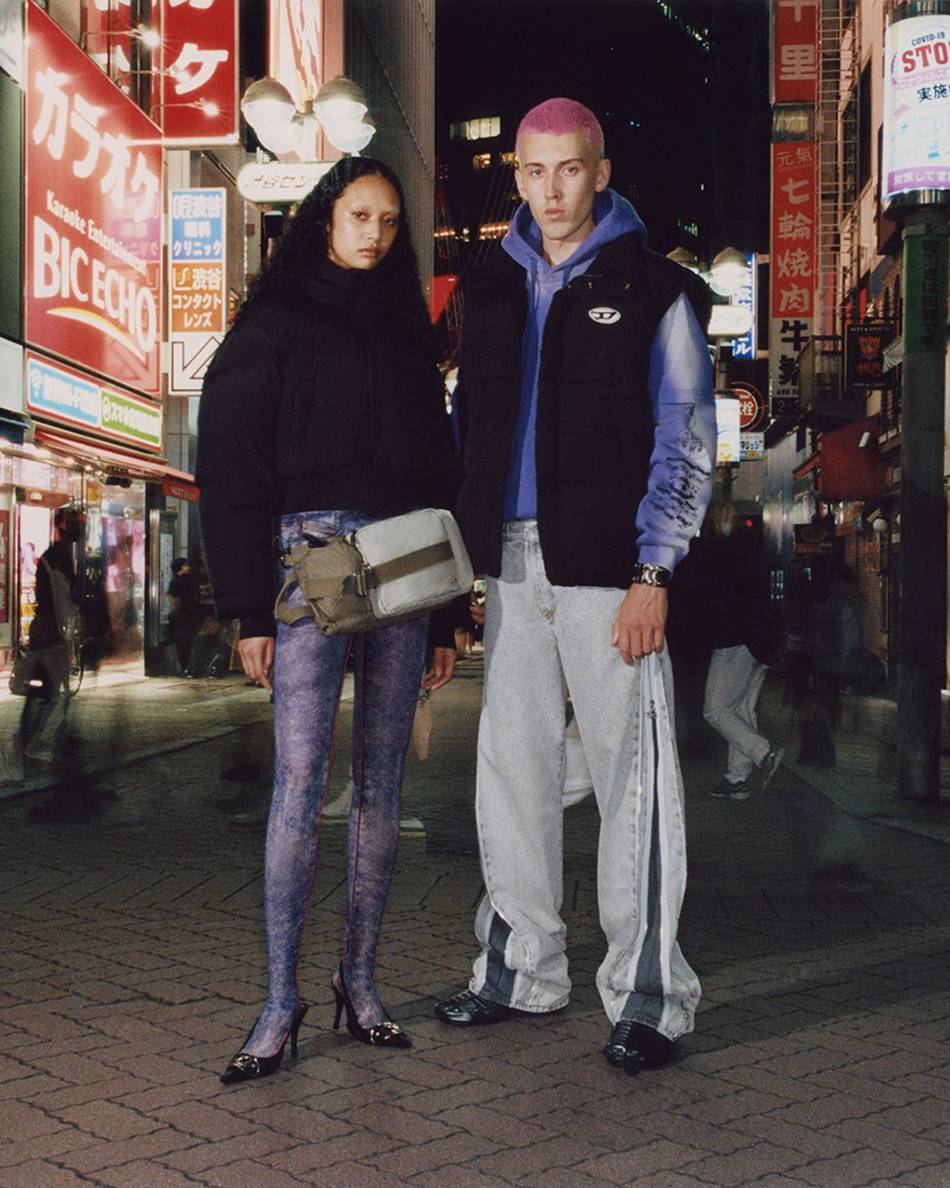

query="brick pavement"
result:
[1,658,948,1187]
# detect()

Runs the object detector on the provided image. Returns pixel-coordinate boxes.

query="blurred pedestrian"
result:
[167,557,202,676]
[198,157,461,1081]
[703,529,783,801]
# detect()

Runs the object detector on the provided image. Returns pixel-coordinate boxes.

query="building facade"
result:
[0,0,434,677]
[761,0,921,678]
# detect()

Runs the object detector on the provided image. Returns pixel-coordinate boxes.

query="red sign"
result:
[732,383,765,431]
[159,0,239,146]
[25,2,163,397]
[771,142,817,321]
[773,0,818,105]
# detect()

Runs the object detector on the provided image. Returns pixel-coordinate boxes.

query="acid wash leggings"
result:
[470,519,701,1041]
[242,510,428,1058]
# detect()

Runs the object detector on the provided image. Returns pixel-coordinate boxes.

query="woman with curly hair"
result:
[197,158,460,1080]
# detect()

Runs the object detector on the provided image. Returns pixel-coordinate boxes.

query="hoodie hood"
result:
[502,187,647,279]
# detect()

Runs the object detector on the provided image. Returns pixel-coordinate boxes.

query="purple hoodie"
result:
[501,187,716,573]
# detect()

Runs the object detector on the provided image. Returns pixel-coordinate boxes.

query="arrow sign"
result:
[170,335,223,394]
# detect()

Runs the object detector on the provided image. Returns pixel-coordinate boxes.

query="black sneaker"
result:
[708,777,751,801]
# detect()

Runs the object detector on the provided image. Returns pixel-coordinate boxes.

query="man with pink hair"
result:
[435,98,716,1075]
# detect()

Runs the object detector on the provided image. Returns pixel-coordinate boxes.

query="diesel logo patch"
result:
[588,306,621,325]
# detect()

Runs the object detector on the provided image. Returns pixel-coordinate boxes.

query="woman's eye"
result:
[384,216,398,227]
[352,210,367,220]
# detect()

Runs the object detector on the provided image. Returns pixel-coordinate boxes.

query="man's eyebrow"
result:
[519,157,586,168]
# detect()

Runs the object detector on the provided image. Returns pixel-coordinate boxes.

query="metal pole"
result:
[897,209,948,802]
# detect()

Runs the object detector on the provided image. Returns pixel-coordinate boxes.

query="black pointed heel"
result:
[331,966,411,1048]
[220,1001,309,1084]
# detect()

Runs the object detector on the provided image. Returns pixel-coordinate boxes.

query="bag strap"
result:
[363,540,453,590]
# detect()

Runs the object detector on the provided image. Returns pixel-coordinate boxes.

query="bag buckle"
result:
[354,562,374,598]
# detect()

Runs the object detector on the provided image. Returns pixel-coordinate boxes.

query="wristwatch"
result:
[630,562,672,589]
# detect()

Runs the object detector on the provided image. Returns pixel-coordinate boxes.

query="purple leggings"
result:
[242,510,428,1057]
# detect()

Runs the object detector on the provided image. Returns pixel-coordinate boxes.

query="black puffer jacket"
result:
[196,260,461,639]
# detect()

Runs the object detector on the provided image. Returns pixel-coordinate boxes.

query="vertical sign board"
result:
[0,0,23,83]
[769,142,817,417]
[845,322,895,393]
[883,14,950,202]
[24,3,163,397]
[268,0,324,161]
[772,0,818,105]
[269,0,323,110]
[159,0,239,146]
[83,0,134,96]
[169,188,226,394]
[715,397,741,465]
[730,252,756,362]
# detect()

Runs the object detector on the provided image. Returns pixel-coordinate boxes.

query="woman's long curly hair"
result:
[237,157,432,350]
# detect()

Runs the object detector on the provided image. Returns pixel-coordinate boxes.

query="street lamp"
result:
[240,75,376,158]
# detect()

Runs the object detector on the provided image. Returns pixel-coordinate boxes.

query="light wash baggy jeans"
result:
[470,520,701,1040]
[703,644,770,784]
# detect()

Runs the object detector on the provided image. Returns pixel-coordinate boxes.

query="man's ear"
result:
[514,164,528,202]
[595,156,612,192]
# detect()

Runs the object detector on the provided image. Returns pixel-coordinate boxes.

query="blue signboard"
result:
[170,188,225,261]
[731,252,756,361]
[27,357,100,429]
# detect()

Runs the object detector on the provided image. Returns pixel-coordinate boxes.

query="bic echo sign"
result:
[25,3,163,396]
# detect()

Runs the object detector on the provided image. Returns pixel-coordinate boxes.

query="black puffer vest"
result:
[456,231,710,587]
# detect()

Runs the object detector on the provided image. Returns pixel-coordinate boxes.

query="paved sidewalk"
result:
[1,658,948,1186]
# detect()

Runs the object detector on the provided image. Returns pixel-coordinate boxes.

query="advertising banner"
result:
[269,0,323,110]
[845,322,895,392]
[25,2,162,396]
[0,0,23,83]
[83,0,134,95]
[769,141,816,417]
[169,188,226,394]
[883,13,950,202]
[772,0,818,105]
[715,396,741,465]
[730,252,757,361]
[26,351,163,452]
[159,0,239,145]
[733,382,765,431]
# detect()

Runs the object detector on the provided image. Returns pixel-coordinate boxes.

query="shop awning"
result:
[817,417,885,501]
[33,428,196,494]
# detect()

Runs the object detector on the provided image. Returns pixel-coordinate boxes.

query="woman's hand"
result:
[238,636,275,692]
[421,646,456,691]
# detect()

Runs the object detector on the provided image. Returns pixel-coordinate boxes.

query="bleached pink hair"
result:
[515,98,605,159]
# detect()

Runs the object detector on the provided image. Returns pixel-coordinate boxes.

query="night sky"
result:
[436,0,771,258]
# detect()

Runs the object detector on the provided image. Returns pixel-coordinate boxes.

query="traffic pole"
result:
[897,208,948,802]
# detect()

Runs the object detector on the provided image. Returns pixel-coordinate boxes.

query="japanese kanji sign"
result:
[730,252,757,361]
[772,0,818,105]
[26,350,163,451]
[25,2,163,397]
[169,188,226,393]
[769,142,817,417]
[159,0,238,146]
[883,14,950,202]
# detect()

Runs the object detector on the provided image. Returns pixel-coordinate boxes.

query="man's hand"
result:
[469,577,486,626]
[238,636,275,692]
[422,646,457,691]
[611,584,668,665]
